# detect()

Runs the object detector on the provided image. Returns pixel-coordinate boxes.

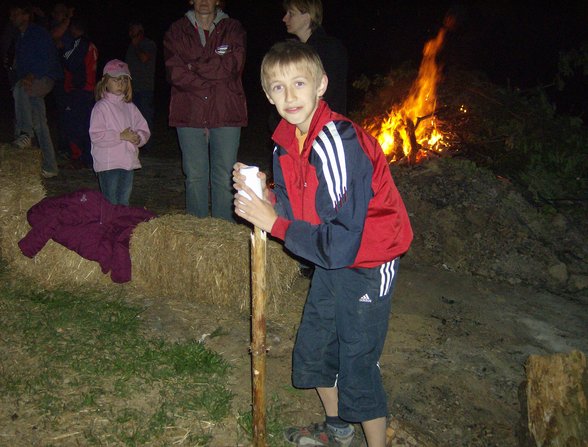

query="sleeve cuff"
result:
[270,216,291,241]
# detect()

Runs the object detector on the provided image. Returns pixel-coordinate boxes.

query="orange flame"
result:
[365,16,455,163]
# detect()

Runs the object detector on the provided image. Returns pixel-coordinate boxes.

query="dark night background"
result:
[2,0,588,118]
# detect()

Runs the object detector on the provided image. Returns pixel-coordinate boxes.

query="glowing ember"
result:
[364,16,456,163]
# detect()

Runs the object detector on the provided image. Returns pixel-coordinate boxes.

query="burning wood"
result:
[364,16,459,164]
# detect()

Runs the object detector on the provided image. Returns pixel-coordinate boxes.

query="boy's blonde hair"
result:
[94,74,133,102]
[261,40,325,94]
[282,0,322,31]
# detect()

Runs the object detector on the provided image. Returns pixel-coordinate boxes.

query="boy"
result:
[233,41,413,447]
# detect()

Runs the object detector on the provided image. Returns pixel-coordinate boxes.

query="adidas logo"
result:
[359,294,372,303]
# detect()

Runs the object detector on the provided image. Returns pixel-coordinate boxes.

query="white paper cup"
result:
[239,165,263,200]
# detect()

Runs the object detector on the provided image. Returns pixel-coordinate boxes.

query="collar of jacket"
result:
[272,100,332,157]
[104,91,126,103]
[185,9,229,46]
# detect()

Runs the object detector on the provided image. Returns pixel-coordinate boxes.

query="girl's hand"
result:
[120,128,133,141]
[131,132,141,145]
[120,128,141,145]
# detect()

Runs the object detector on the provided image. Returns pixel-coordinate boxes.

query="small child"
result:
[89,59,150,206]
[233,41,413,447]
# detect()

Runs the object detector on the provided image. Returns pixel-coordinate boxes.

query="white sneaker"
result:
[13,134,32,148]
[41,169,58,179]
[284,422,362,446]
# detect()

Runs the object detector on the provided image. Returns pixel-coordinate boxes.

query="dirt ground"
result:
[3,96,586,446]
[29,113,587,447]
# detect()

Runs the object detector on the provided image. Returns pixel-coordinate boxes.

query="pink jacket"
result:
[90,92,150,172]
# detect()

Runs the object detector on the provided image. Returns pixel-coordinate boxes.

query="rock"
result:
[548,262,569,284]
[551,214,568,232]
[519,350,588,447]
[569,275,588,292]
[393,158,588,293]
[387,417,437,447]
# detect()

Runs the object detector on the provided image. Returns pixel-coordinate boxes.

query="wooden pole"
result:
[251,226,267,446]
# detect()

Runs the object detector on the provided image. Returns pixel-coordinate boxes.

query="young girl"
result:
[90,59,150,206]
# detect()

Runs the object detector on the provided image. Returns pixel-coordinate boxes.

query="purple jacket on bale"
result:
[18,189,156,283]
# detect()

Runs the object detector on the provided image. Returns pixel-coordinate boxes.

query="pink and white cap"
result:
[103,59,132,79]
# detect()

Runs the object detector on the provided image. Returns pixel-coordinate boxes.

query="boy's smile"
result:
[265,66,327,134]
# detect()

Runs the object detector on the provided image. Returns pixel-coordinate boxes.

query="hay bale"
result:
[0,144,45,219]
[0,143,301,313]
[0,145,46,260]
[0,213,32,264]
[0,143,42,177]
[130,214,300,315]
[0,144,122,290]
[1,212,113,289]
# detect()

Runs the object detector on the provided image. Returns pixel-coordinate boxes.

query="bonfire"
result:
[363,16,464,164]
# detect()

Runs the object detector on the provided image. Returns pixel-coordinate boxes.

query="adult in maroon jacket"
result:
[164,0,247,221]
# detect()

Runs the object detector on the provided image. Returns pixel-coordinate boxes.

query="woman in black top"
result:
[282,0,348,115]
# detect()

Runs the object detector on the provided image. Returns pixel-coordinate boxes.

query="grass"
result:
[237,394,294,445]
[0,262,237,446]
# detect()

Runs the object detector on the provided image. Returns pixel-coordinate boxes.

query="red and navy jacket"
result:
[63,36,98,92]
[269,100,413,270]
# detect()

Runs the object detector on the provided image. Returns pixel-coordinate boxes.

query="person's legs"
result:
[209,126,240,221]
[12,81,33,140]
[292,267,339,389]
[336,259,400,446]
[52,81,70,160]
[288,260,399,446]
[312,388,387,446]
[29,81,58,175]
[177,127,209,217]
[116,169,134,206]
[98,169,119,204]
[285,268,360,445]
[360,417,386,447]
[69,89,94,167]
[316,387,339,416]
[98,169,134,205]
[79,90,94,167]
[134,90,154,149]
[63,90,77,159]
